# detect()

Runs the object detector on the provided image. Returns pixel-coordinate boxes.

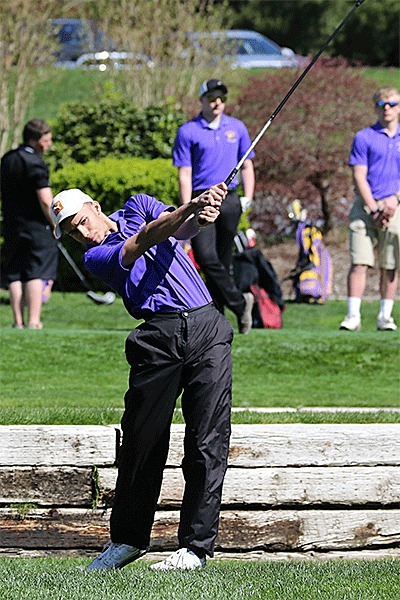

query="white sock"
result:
[378,299,394,320]
[348,297,361,318]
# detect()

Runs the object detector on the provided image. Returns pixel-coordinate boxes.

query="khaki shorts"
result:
[349,196,400,270]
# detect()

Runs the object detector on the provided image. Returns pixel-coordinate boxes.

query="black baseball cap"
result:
[199,79,228,98]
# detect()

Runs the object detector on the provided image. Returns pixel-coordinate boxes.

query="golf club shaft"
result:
[224,0,366,187]
[57,241,115,304]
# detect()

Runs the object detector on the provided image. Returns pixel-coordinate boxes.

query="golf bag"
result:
[233,231,285,329]
[289,219,333,304]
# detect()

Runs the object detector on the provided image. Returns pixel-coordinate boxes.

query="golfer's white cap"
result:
[51,188,95,239]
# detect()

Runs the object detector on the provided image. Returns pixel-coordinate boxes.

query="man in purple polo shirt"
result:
[51,183,233,571]
[173,79,255,334]
[340,86,400,331]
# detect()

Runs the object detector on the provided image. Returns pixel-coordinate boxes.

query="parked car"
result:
[73,51,155,71]
[51,18,116,62]
[190,29,308,69]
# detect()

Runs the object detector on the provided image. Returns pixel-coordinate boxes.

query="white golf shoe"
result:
[86,542,147,571]
[377,316,398,331]
[150,548,206,571]
[339,315,361,331]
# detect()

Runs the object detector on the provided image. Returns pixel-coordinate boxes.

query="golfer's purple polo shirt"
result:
[349,122,400,200]
[173,113,255,190]
[83,194,212,319]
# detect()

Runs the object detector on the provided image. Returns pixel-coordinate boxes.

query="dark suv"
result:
[51,18,115,62]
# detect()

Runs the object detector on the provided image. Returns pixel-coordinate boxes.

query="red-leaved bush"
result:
[232,63,378,238]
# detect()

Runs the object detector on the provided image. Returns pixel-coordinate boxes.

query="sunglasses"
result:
[375,100,399,108]
[206,95,227,103]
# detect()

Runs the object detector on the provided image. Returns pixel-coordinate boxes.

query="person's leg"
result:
[178,308,233,558]
[347,264,368,298]
[215,190,242,272]
[340,202,376,330]
[191,225,246,316]
[24,224,58,327]
[8,280,25,328]
[42,279,54,303]
[377,219,399,329]
[380,269,398,301]
[110,319,185,549]
[24,279,44,329]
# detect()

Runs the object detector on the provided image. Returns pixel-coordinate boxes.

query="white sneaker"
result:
[339,315,361,331]
[238,292,254,334]
[150,548,206,571]
[86,542,146,571]
[377,316,398,331]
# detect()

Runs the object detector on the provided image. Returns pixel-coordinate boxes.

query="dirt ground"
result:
[261,227,383,301]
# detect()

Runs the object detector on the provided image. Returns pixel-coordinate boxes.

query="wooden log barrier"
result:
[0,424,399,555]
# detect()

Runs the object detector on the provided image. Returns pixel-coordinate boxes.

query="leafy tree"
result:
[233,63,377,237]
[229,0,399,66]
[0,0,65,155]
[82,0,235,106]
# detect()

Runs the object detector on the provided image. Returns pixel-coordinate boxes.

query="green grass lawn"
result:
[27,67,399,124]
[0,557,398,600]
[1,292,399,424]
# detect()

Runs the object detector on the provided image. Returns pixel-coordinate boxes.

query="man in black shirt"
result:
[1,119,58,329]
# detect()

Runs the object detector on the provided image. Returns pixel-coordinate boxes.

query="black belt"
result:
[142,302,214,321]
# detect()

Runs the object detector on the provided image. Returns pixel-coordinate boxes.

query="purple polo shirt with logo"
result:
[349,121,400,200]
[83,194,212,319]
[173,113,255,190]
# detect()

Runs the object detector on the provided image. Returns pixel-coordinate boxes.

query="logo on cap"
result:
[53,200,64,216]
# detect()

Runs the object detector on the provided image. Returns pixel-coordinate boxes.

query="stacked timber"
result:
[0,424,399,556]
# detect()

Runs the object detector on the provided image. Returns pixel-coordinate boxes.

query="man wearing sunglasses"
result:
[173,79,255,334]
[340,86,400,331]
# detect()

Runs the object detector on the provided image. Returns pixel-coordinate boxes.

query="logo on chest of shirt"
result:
[224,130,237,144]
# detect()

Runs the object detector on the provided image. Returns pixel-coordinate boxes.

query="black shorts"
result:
[3,222,58,284]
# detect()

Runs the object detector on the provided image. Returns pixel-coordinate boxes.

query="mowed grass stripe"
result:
[1,293,398,423]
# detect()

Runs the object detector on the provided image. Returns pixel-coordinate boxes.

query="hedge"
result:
[52,156,180,215]
[48,99,185,171]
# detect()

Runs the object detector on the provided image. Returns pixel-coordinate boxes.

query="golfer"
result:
[51,183,233,571]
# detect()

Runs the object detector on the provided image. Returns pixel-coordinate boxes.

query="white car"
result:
[190,29,308,69]
[56,51,154,71]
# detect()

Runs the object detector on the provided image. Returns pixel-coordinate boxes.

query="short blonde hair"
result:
[372,86,400,103]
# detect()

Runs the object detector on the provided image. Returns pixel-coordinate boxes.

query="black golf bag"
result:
[232,231,285,329]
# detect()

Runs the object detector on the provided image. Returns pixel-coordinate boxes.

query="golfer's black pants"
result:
[191,189,245,317]
[110,303,233,558]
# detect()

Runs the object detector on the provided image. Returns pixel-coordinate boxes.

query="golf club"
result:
[224,0,367,187]
[57,241,116,305]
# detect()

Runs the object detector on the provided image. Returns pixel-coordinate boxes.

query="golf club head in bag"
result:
[287,199,308,223]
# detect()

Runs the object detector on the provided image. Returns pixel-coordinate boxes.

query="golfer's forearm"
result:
[122,203,198,265]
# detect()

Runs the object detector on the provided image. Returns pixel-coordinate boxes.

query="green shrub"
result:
[52,156,180,215]
[48,99,185,171]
